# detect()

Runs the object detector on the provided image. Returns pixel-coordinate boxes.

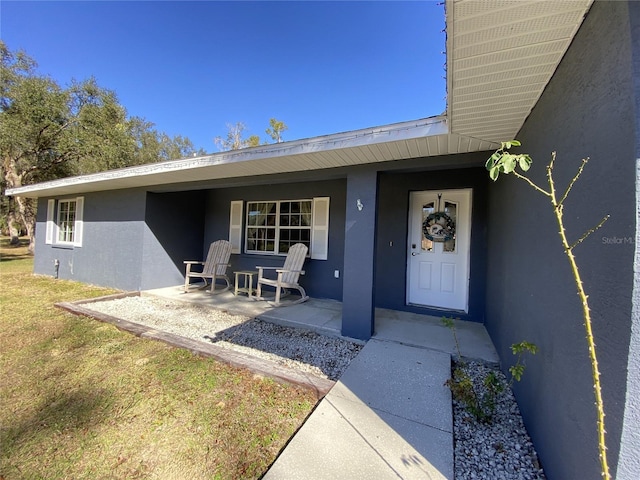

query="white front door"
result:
[407,189,472,311]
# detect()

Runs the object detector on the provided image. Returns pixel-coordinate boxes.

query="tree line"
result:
[0,42,288,251]
[214,118,288,151]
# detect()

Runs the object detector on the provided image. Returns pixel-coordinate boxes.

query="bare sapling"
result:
[486,141,610,479]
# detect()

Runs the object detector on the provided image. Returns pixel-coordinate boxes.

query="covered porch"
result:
[143,285,498,364]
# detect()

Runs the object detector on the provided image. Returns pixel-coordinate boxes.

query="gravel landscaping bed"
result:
[83,295,362,381]
[452,360,546,480]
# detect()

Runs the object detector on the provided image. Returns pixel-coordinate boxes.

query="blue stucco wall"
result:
[33,189,206,292]
[375,163,488,322]
[34,190,147,291]
[203,179,347,300]
[485,2,638,479]
[142,190,205,290]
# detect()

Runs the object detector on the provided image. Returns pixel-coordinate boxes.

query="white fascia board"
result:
[7,116,447,198]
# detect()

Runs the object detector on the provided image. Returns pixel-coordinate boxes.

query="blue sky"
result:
[1,1,446,153]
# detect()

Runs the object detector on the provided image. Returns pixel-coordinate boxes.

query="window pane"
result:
[421,202,435,252]
[57,200,77,243]
[248,202,277,227]
[443,201,457,253]
[245,199,312,255]
[444,201,457,222]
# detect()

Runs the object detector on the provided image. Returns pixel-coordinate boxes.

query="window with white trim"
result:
[246,200,312,255]
[231,197,328,258]
[46,197,84,247]
[57,199,77,243]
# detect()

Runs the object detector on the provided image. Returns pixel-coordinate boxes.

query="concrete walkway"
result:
[264,340,454,479]
[143,286,499,479]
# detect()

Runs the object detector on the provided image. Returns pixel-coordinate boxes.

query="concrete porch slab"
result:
[143,285,499,364]
[374,308,499,365]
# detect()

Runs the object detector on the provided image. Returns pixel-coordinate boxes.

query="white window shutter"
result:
[73,196,84,247]
[311,197,330,260]
[229,200,243,254]
[45,199,55,245]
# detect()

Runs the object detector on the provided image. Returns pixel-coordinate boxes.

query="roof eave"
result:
[8,116,497,198]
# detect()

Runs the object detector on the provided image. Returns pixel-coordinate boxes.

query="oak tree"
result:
[0,42,203,250]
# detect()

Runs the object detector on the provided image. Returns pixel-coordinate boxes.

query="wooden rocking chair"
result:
[256,243,309,306]
[183,240,232,293]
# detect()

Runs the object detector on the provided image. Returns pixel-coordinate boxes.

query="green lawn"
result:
[0,238,315,479]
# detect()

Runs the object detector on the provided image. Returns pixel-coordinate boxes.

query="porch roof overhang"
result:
[7,0,594,199]
[6,117,498,198]
[446,0,593,143]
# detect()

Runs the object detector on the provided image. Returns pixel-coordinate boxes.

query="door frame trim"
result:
[406,188,472,312]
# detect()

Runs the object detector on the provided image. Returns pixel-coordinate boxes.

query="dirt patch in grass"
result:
[0,239,317,479]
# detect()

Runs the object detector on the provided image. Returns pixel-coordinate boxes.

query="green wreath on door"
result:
[422,212,455,242]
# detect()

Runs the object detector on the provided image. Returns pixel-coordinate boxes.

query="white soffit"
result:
[6,117,496,198]
[447,0,593,143]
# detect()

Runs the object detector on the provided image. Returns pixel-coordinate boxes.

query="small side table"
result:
[234,270,257,298]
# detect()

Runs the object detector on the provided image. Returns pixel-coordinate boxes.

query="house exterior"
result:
[6,1,640,479]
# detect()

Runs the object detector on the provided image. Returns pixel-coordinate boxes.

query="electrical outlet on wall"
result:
[334,270,340,279]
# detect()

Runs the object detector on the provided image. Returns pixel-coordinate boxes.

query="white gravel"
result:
[84,295,545,479]
[452,360,546,480]
[84,295,362,381]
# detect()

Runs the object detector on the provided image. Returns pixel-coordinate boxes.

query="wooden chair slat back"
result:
[281,243,307,284]
[203,240,232,276]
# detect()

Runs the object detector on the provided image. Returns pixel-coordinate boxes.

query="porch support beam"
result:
[342,170,378,340]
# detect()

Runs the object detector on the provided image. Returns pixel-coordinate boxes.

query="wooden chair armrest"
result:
[257,266,279,280]
[276,269,305,275]
[184,261,205,276]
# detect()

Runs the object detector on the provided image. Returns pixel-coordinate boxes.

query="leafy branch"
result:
[486,141,610,480]
[509,341,538,386]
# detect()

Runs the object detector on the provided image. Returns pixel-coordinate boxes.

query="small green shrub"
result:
[441,316,536,424]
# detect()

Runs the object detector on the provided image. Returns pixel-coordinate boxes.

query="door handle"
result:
[411,252,419,256]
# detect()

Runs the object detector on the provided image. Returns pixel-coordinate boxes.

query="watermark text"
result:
[602,236,634,245]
